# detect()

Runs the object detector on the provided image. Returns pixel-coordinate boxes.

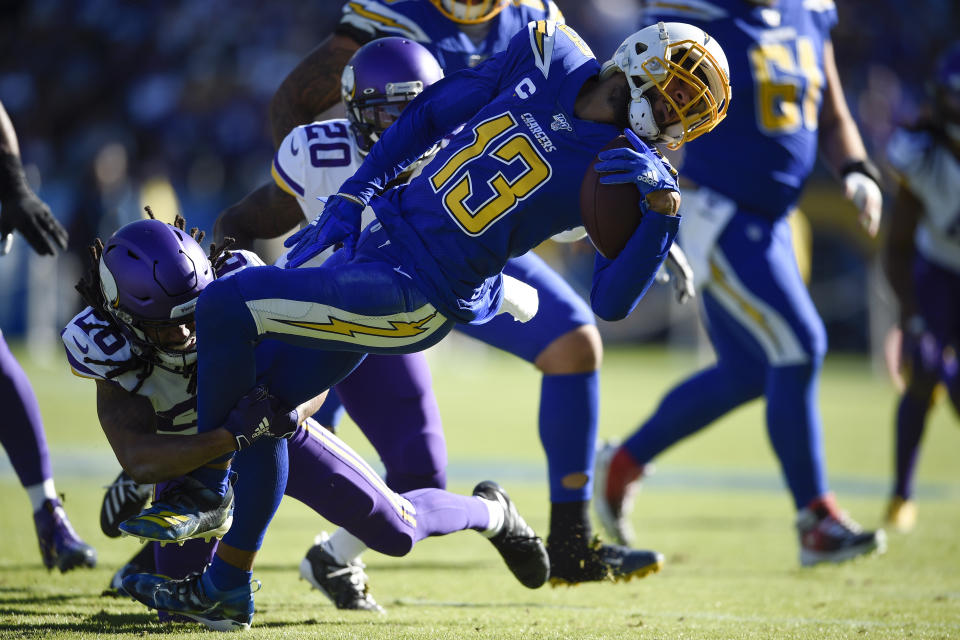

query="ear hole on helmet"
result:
[635,42,648,55]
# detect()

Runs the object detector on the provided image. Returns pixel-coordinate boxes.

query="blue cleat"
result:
[118,474,234,545]
[33,498,97,573]
[547,534,664,586]
[122,569,260,631]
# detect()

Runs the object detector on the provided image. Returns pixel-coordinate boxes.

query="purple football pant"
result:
[0,332,52,487]
[148,418,484,579]
[335,353,447,492]
[284,422,487,557]
[893,256,960,498]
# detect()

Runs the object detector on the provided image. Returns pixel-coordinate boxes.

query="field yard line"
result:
[1,448,958,500]
[392,599,960,631]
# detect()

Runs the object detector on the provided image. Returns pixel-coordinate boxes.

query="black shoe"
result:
[118,474,234,545]
[547,534,663,585]
[473,481,550,589]
[299,532,384,612]
[100,470,154,538]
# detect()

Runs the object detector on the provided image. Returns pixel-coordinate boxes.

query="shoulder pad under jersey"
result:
[886,128,933,184]
[272,119,365,222]
[526,20,595,79]
[61,307,135,383]
[339,0,432,43]
[216,249,266,280]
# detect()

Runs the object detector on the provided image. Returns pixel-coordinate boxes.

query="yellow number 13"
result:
[749,37,823,135]
[430,112,552,236]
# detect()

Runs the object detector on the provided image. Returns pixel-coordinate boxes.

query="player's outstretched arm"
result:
[214,182,305,250]
[0,100,68,255]
[96,380,236,484]
[817,40,882,237]
[269,33,362,147]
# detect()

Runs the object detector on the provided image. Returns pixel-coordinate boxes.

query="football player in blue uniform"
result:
[593,0,887,567]
[121,19,731,624]
[263,0,684,588]
[0,99,96,573]
[68,214,551,630]
[882,42,960,533]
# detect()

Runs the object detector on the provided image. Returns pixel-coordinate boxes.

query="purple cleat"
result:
[34,498,97,573]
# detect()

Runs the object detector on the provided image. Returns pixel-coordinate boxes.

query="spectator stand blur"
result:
[1,0,957,368]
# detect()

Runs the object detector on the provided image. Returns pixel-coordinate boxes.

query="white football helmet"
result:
[600,22,731,149]
[429,0,509,24]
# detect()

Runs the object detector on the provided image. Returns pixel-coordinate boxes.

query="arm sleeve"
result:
[337,50,507,203]
[590,211,681,321]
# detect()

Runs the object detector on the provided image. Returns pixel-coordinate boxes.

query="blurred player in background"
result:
[122,17,730,627]
[66,213,550,630]
[881,42,960,533]
[0,99,96,573]
[262,0,667,589]
[594,0,887,567]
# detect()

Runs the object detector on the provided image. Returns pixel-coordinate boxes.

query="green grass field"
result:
[1,342,958,639]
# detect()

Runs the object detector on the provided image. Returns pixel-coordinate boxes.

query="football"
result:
[579,135,644,259]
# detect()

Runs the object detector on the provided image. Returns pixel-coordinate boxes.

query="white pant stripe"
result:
[705,249,809,366]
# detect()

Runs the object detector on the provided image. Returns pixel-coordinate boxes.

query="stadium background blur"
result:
[0,0,958,362]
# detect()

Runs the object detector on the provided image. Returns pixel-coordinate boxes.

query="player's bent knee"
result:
[196,276,255,340]
[326,474,416,557]
[534,324,603,374]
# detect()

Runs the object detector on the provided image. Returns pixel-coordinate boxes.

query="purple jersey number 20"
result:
[305,122,351,168]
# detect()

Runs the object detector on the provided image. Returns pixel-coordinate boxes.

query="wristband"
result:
[840,159,882,188]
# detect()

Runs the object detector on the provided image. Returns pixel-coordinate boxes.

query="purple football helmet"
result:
[98,218,214,372]
[934,42,960,141]
[341,37,444,152]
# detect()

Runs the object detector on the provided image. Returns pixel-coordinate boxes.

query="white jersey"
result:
[887,128,960,273]
[61,250,264,435]
[271,119,369,224]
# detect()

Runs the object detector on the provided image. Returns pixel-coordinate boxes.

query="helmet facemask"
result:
[604,22,731,149]
[341,37,444,164]
[429,0,509,24]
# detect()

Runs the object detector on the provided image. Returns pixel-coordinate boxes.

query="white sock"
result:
[325,529,369,565]
[25,479,57,512]
[478,497,505,538]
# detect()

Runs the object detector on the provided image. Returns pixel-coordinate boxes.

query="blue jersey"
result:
[336,0,563,72]
[339,21,631,323]
[643,0,837,219]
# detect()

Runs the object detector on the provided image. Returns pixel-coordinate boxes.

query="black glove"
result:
[0,153,68,256]
[221,385,300,451]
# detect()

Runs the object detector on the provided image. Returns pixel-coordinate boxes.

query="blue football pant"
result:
[195,222,455,435]
[622,212,829,509]
[312,251,599,504]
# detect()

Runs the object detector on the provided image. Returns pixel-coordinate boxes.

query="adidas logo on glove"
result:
[251,418,271,439]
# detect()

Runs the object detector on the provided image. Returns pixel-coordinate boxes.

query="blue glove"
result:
[283,193,365,268]
[221,385,300,451]
[594,129,679,197]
